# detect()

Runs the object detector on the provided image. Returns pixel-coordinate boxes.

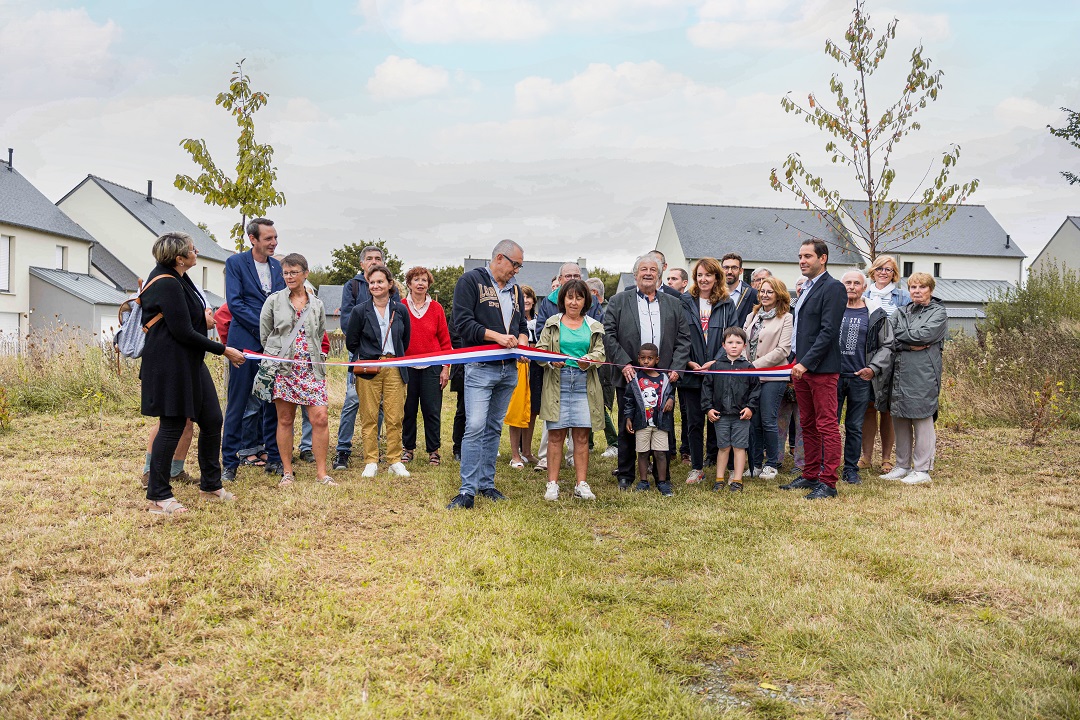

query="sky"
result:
[1,0,1077,273]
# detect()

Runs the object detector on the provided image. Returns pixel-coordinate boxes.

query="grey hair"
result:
[633,254,661,274]
[153,232,193,268]
[586,277,605,300]
[491,239,522,260]
[361,245,384,260]
[752,267,772,279]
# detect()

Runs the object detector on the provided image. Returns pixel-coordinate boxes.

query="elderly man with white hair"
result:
[836,270,894,485]
[603,253,691,495]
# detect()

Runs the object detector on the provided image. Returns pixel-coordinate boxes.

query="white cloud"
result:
[367,55,450,100]
[0,8,123,103]
[376,0,549,43]
[515,61,725,116]
[995,97,1058,131]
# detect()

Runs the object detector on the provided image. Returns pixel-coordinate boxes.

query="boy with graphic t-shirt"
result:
[623,343,676,496]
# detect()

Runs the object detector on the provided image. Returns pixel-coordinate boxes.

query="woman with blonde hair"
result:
[742,276,793,481]
[859,254,911,472]
[679,256,736,484]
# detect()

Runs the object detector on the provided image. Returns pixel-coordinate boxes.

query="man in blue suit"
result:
[780,238,847,500]
[221,218,286,479]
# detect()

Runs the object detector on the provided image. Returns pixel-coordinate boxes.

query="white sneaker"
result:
[742,467,751,478]
[601,446,618,458]
[544,481,559,501]
[759,466,778,480]
[751,467,762,478]
[686,469,704,485]
[361,463,378,478]
[388,462,411,478]
[901,471,932,485]
[573,482,595,500]
[880,466,910,480]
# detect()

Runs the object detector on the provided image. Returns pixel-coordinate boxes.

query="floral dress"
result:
[272,309,328,407]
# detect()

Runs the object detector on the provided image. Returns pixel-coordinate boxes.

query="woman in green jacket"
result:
[535,279,606,502]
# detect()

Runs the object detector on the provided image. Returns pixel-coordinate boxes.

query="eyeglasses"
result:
[282,270,304,277]
[721,265,741,272]
[187,247,199,256]
[502,255,523,271]
[875,267,894,273]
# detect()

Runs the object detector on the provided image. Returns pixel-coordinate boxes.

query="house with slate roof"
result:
[57,175,233,298]
[1031,217,1080,275]
[654,203,864,290]
[0,154,98,344]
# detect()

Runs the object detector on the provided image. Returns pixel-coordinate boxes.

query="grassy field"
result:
[1,368,1078,719]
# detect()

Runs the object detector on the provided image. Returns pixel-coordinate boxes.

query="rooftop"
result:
[842,201,1025,259]
[59,175,234,263]
[0,160,95,243]
[926,278,1013,304]
[317,284,343,316]
[29,267,131,305]
[90,243,141,293]
[666,203,863,265]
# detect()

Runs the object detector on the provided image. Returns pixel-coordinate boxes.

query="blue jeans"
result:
[459,361,518,497]
[299,405,312,452]
[751,381,787,470]
[837,375,872,474]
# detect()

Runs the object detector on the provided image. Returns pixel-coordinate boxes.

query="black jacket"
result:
[677,292,737,389]
[701,355,761,417]
[139,264,225,418]
[602,287,691,388]
[345,299,412,383]
[623,370,676,433]
[792,271,847,373]
[452,266,527,348]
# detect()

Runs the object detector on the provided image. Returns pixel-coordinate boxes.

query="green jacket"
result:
[535,314,607,432]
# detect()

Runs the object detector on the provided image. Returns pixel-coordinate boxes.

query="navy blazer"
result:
[225,251,285,351]
[678,293,737,389]
[792,271,847,374]
[602,288,691,389]
[346,299,412,383]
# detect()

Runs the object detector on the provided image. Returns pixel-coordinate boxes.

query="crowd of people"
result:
[135,220,948,515]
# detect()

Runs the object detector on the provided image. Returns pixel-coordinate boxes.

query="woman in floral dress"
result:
[259,253,335,487]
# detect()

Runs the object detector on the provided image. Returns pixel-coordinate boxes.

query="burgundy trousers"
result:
[794,372,841,488]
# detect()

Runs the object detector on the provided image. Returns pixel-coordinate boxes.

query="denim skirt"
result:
[547,367,590,430]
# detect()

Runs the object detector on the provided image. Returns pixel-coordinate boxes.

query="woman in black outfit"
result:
[141,232,246,515]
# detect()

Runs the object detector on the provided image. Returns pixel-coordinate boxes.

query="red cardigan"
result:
[404,300,452,357]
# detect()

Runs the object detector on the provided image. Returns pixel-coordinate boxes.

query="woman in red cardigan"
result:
[401,266,453,465]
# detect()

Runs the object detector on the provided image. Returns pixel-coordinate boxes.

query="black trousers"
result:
[147,364,223,502]
[452,390,466,456]
[679,392,689,455]
[678,386,707,470]
[403,365,444,453]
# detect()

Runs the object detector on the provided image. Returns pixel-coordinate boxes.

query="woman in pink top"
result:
[401,266,452,465]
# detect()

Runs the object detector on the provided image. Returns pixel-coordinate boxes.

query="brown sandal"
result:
[880,459,894,473]
[429,452,441,466]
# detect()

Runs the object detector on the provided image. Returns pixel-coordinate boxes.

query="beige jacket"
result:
[259,288,328,380]
[742,310,793,383]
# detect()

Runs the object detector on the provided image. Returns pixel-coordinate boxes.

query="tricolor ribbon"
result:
[241,344,793,379]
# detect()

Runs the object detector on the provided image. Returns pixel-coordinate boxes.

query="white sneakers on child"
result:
[544,481,559,501]
[759,466,779,480]
[601,447,618,458]
[686,469,705,484]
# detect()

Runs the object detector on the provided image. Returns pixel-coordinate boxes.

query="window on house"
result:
[55,245,68,271]
[933,262,941,278]
[0,235,10,292]
[903,261,914,278]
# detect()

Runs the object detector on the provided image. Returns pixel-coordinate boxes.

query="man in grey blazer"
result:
[603,254,691,494]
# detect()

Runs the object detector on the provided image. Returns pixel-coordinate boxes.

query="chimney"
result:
[6,148,11,171]
[577,257,587,269]
[1006,234,1011,248]
[147,180,153,203]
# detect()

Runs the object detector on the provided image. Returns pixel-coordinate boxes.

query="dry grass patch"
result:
[1,392,1078,718]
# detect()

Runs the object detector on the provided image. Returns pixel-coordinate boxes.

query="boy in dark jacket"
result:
[702,328,761,492]
[623,343,677,496]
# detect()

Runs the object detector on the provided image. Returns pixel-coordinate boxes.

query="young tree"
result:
[324,241,402,286]
[769,0,978,262]
[1048,107,1080,185]
[175,59,286,252]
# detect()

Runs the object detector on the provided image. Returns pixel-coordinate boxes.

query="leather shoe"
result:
[779,476,817,490]
[221,466,237,482]
[805,483,838,500]
[446,494,475,509]
[617,480,632,491]
[480,488,507,502]
[842,471,862,485]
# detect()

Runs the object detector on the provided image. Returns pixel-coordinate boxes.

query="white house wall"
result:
[1031,222,1080,275]
[893,253,1023,284]
[58,181,227,296]
[655,209,687,271]
[0,221,92,337]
